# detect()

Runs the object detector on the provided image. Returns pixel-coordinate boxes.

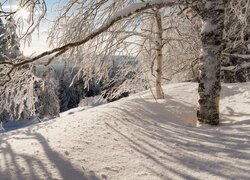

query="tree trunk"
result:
[195,0,226,125]
[155,10,164,99]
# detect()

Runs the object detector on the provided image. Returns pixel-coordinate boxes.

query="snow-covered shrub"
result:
[79,95,107,107]
[0,121,4,132]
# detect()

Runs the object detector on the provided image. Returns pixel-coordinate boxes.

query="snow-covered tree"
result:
[0,0,249,126]
[221,0,250,83]
[0,15,59,122]
[0,18,7,59]
[57,66,85,112]
[34,67,60,119]
[45,0,228,125]
[137,7,201,86]
[0,65,42,122]
[188,0,227,125]
[5,17,21,59]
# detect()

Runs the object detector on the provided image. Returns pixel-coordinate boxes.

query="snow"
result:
[201,19,219,34]
[100,0,175,32]
[79,95,107,107]
[111,0,175,19]
[221,65,236,71]
[1,82,250,179]
[223,52,250,60]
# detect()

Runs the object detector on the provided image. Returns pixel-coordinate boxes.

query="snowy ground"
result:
[1,82,250,180]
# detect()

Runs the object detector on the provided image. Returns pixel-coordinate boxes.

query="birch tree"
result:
[177,0,228,125]
[140,7,201,84]
[46,0,228,125]
[154,9,165,99]
[0,0,249,125]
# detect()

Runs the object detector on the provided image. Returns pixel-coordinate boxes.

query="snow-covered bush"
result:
[79,95,107,107]
[0,121,4,132]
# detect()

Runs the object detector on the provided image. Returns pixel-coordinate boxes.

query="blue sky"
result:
[1,0,60,56]
[23,0,57,56]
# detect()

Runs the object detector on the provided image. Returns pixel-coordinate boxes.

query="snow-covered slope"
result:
[1,82,250,180]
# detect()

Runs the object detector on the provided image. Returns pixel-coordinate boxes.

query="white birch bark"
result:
[155,10,164,99]
[195,0,226,125]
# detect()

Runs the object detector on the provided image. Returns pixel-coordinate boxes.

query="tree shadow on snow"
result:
[220,84,245,99]
[0,129,100,180]
[102,96,250,179]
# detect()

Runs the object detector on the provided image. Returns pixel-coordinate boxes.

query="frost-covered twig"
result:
[1,1,176,67]
[222,52,250,59]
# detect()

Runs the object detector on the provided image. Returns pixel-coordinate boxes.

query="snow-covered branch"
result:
[222,52,250,59]
[1,1,176,68]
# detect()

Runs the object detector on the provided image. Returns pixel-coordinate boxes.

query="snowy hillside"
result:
[1,82,250,180]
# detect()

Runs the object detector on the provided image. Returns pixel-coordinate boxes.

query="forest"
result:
[0,0,250,179]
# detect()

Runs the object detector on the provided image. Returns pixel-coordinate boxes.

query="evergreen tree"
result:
[0,18,7,59]
[5,16,21,59]
[58,67,76,112]
[35,67,60,119]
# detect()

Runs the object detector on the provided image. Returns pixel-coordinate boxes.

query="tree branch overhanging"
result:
[0,1,176,68]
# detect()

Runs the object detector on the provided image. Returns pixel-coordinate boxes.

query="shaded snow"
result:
[1,119,40,132]
[1,82,250,179]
